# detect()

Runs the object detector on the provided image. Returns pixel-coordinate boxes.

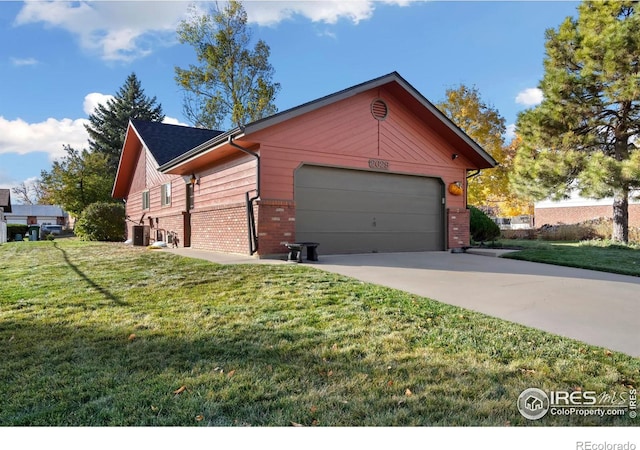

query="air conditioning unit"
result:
[133,225,150,246]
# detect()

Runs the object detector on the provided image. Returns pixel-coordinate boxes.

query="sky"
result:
[0,0,582,201]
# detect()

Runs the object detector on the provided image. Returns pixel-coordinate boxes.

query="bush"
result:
[469,206,500,243]
[7,224,28,241]
[74,202,125,242]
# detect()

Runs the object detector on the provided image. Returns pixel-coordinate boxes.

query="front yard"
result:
[0,240,637,426]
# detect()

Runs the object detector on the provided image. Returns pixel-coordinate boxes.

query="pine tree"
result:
[513,1,640,242]
[85,73,164,178]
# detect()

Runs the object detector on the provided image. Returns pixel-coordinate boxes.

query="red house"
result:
[113,72,496,257]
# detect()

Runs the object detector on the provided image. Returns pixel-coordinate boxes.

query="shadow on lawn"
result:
[53,242,126,306]
[2,318,636,427]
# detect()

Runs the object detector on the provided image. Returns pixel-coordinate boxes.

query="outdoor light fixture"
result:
[190,173,199,185]
[452,153,459,160]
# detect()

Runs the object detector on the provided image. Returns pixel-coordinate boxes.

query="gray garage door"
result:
[295,165,444,254]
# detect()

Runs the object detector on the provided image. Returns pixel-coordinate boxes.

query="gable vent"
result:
[371,99,388,120]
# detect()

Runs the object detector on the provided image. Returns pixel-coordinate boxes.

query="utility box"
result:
[132,225,150,246]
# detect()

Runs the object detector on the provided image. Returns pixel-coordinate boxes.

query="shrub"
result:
[7,224,28,241]
[74,202,125,242]
[469,206,500,243]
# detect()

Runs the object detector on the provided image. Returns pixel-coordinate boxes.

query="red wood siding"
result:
[191,154,257,210]
[250,88,469,209]
[124,145,189,245]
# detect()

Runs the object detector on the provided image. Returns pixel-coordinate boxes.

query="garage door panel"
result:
[297,210,439,232]
[295,165,444,254]
[295,231,443,253]
[297,188,436,215]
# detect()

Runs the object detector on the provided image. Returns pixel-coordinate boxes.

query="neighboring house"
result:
[535,193,640,227]
[0,189,10,244]
[5,204,68,228]
[113,72,496,257]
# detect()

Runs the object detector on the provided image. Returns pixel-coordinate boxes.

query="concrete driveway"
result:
[314,251,640,358]
[165,247,639,357]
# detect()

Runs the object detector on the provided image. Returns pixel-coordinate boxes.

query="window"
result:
[161,183,171,207]
[142,191,150,210]
[187,184,194,210]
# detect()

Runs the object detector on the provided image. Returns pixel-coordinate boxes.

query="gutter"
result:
[228,136,260,255]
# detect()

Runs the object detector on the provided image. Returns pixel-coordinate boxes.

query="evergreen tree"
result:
[85,73,164,177]
[175,0,280,129]
[513,1,640,242]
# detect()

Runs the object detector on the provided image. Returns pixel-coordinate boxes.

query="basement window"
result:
[161,183,171,207]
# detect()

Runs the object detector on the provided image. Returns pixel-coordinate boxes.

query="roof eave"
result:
[158,127,243,172]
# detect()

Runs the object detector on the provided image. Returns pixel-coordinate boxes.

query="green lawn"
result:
[0,239,637,426]
[499,239,640,277]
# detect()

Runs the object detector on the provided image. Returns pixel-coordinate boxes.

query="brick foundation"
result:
[255,199,295,257]
[190,202,249,254]
[447,208,470,249]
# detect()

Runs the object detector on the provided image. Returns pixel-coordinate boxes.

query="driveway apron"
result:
[165,248,640,357]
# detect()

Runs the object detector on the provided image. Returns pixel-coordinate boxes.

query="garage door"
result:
[295,165,444,254]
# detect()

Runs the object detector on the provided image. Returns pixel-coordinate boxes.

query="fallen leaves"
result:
[128,333,136,341]
[405,388,412,397]
[173,385,187,395]
[195,415,204,422]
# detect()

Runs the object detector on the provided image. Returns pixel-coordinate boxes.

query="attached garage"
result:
[295,165,444,253]
[116,72,497,257]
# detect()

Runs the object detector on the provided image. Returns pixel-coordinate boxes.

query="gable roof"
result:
[130,119,224,166]
[159,72,497,172]
[112,120,224,198]
[0,189,11,213]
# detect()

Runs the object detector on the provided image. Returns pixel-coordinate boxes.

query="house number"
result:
[368,159,389,170]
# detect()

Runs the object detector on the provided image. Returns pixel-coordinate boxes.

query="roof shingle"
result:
[130,120,224,166]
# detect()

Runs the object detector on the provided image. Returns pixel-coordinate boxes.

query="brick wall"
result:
[256,199,295,257]
[535,204,640,228]
[152,213,184,246]
[447,208,470,249]
[190,202,249,254]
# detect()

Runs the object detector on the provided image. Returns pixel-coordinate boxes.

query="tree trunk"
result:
[612,189,629,243]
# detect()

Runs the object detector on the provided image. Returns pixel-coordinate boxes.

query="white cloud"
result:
[162,117,189,127]
[10,57,39,66]
[505,123,516,142]
[83,93,115,116]
[14,1,418,61]
[0,116,89,161]
[14,1,187,62]
[515,88,543,106]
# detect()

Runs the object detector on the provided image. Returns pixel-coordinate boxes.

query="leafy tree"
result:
[11,179,46,205]
[85,72,164,177]
[512,1,640,243]
[437,85,530,216]
[175,0,280,129]
[39,146,114,217]
[74,202,125,242]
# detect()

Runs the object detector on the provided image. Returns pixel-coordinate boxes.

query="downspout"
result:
[465,169,481,209]
[228,135,260,255]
